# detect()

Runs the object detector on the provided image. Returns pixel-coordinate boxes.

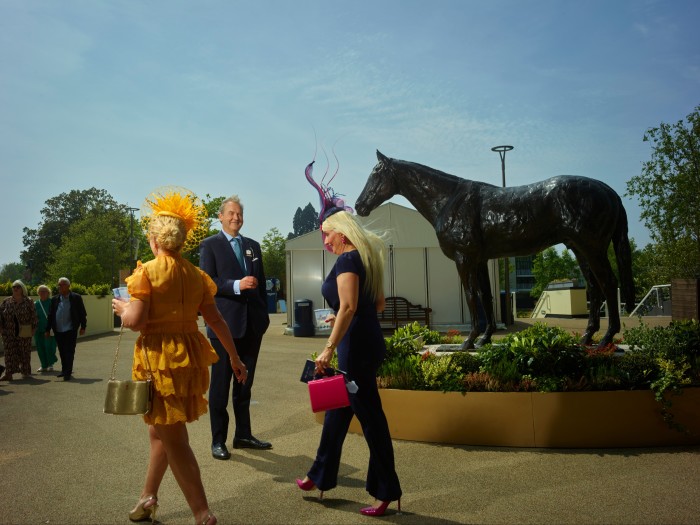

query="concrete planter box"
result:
[315,388,700,448]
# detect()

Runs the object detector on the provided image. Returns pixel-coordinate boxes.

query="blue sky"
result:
[2,0,699,269]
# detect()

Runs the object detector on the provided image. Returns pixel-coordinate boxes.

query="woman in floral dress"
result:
[1,280,38,381]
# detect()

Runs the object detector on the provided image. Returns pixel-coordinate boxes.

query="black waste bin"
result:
[267,292,277,313]
[293,299,315,337]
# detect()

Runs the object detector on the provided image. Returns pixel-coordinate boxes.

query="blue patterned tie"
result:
[232,237,245,271]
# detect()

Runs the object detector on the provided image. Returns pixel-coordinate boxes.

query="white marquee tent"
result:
[285,203,501,332]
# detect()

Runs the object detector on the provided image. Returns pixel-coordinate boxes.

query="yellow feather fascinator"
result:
[140,186,209,253]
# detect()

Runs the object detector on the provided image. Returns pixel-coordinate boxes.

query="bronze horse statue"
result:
[355,151,635,349]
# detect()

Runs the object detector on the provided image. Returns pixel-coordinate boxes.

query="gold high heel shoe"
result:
[129,495,158,522]
[199,512,217,525]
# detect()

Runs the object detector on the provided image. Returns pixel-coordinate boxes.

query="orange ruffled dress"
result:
[126,254,219,425]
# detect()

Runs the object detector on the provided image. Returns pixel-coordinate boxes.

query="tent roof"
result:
[285,202,440,250]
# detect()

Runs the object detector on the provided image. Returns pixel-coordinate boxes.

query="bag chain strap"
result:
[110,323,153,382]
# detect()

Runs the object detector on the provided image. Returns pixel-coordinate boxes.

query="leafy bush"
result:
[384,322,441,361]
[377,321,700,400]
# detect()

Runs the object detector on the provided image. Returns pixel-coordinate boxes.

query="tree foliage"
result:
[44,213,127,286]
[626,105,700,280]
[0,263,28,283]
[21,188,127,282]
[288,202,318,239]
[261,227,286,298]
[530,247,583,298]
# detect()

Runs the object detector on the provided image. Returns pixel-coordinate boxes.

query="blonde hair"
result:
[37,285,51,295]
[12,280,28,297]
[150,214,186,252]
[322,211,386,300]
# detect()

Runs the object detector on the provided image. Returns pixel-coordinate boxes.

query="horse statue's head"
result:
[355,150,399,217]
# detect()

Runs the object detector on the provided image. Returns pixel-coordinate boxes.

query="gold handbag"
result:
[18,324,33,338]
[104,325,153,415]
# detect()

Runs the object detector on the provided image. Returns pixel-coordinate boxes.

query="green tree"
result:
[530,247,583,299]
[261,227,286,298]
[21,188,125,282]
[44,214,127,286]
[0,262,28,283]
[626,105,700,280]
[287,202,318,239]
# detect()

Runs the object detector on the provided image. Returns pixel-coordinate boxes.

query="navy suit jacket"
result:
[199,231,270,339]
[46,291,87,334]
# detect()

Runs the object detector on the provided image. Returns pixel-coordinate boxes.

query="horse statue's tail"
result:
[613,202,636,314]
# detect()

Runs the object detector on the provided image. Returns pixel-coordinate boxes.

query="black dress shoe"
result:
[57,372,65,378]
[211,443,231,460]
[233,436,272,450]
[63,375,72,381]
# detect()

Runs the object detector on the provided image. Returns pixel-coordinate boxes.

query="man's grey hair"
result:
[58,277,71,286]
[218,195,243,215]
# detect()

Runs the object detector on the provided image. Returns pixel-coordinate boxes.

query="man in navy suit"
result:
[200,195,271,460]
[45,277,87,381]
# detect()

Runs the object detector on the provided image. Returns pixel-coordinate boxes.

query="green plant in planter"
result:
[377,354,422,390]
[477,324,585,391]
[420,353,464,391]
[384,321,441,361]
[375,319,700,430]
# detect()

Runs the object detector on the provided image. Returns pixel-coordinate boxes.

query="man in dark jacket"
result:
[46,277,87,381]
[200,195,271,460]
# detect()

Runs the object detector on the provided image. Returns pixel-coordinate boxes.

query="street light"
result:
[491,145,514,326]
[126,206,139,272]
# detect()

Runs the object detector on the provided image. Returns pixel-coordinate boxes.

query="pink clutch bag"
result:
[308,374,350,413]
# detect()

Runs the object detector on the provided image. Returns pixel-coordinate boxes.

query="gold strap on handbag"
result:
[110,324,153,382]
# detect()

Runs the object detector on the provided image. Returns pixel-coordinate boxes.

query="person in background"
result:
[199,195,271,460]
[34,284,57,372]
[46,277,87,381]
[113,188,247,525]
[0,280,38,381]
[296,161,402,517]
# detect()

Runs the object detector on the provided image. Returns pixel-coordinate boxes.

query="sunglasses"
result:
[12,285,21,289]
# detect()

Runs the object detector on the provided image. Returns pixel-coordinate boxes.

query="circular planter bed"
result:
[315,387,700,448]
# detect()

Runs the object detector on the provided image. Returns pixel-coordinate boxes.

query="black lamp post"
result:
[126,207,139,272]
[491,145,514,326]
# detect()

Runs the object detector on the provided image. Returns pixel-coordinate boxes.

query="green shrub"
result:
[420,353,464,391]
[477,323,585,386]
[384,321,441,361]
[87,283,111,296]
[377,354,422,390]
[378,321,700,395]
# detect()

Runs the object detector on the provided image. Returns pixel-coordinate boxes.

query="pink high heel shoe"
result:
[296,478,324,499]
[360,499,401,517]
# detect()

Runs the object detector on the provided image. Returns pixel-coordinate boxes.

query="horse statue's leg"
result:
[572,250,600,345]
[574,247,621,347]
[587,253,622,348]
[456,261,481,350]
[476,261,496,347]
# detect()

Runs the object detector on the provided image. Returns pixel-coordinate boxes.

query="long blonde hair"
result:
[322,211,386,301]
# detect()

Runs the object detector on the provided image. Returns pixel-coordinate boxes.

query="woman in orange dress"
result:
[113,188,246,525]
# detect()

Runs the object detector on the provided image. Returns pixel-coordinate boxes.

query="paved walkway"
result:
[1,314,698,525]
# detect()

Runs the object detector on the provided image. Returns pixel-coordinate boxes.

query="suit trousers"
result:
[54,329,78,376]
[209,329,264,445]
[306,362,402,502]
